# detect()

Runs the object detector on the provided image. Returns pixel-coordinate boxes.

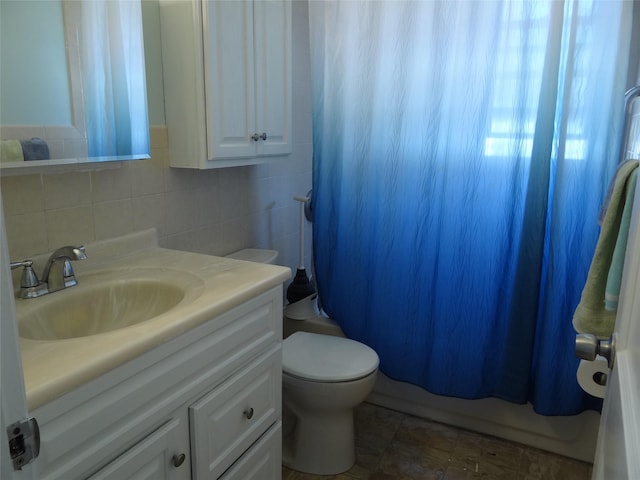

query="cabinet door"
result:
[189,346,281,480]
[203,0,256,159]
[87,415,190,480]
[203,0,292,161]
[253,0,292,157]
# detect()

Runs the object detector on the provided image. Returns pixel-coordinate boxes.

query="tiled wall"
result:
[0,0,313,278]
[1,126,312,268]
[0,125,88,160]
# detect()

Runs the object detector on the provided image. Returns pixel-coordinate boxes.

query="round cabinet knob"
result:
[251,133,260,141]
[172,453,186,468]
[244,407,254,420]
[259,132,267,141]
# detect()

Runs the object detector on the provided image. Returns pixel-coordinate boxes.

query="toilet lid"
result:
[283,332,379,382]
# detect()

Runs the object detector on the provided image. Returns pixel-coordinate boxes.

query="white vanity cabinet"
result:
[159,0,292,169]
[31,287,283,480]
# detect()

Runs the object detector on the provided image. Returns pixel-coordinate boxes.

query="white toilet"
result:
[226,249,380,475]
[282,330,379,475]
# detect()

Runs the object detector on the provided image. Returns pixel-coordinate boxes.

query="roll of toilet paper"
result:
[577,355,609,398]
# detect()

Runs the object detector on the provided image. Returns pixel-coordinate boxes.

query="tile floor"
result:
[282,402,593,480]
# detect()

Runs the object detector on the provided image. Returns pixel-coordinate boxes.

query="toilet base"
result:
[282,407,355,475]
[282,370,378,475]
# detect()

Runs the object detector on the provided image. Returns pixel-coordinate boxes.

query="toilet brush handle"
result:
[294,196,310,270]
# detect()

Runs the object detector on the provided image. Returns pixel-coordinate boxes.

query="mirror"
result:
[0,0,150,171]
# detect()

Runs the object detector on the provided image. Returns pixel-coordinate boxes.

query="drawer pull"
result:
[172,453,186,468]
[244,407,254,420]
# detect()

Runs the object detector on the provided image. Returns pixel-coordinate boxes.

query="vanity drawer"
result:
[219,421,282,480]
[189,345,281,480]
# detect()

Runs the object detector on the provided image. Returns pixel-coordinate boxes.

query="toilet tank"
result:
[225,248,278,264]
[225,249,345,339]
[283,294,346,339]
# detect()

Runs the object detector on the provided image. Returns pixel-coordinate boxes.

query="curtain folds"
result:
[77,0,149,158]
[309,0,634,415]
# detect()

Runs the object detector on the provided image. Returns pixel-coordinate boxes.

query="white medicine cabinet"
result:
[159,0,292,169]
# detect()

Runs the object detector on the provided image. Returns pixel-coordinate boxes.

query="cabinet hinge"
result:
[6,417,40,471]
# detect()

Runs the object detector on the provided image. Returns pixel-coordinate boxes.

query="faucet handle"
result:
[10,259,32,270]
[50,245,87,261]
[9,260,47,298]
[72,245,87,260]
[10,260,40,288]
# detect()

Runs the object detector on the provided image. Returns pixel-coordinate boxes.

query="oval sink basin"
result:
[18,279,186,341]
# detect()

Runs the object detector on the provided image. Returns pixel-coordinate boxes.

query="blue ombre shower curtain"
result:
[309,0,636,415]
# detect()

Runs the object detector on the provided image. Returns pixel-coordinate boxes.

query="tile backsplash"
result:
[1,125,313,275]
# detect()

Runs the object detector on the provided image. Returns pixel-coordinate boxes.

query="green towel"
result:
[0,139,24,162]
[573,160,639,339]
[605,169,637,311]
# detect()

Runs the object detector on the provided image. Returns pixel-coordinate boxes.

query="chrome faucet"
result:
[41,245,87,293]
[11,245,88,299]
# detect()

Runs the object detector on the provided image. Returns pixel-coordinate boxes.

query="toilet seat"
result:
[283,332,379,382]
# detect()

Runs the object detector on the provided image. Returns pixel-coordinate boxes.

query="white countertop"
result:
[15,230,291,410]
